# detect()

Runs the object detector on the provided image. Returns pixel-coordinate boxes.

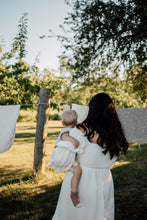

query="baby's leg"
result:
[70,161,82,207]
[71,161,82,192]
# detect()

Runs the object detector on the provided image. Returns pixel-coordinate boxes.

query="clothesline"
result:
[0,104,146,153]
[0,103,48,106]
[21,103,49,106]
[0,100,83,106]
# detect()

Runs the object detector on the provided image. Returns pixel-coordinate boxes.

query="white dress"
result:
[52,135,117,220]
[49,127,86,172]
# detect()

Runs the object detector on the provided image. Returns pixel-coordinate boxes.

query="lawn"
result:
[0,121,146,220]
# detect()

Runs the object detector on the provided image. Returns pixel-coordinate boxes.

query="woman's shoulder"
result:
[76,124,99,144]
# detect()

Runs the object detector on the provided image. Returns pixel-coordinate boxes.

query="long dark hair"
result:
[77,93,128,159]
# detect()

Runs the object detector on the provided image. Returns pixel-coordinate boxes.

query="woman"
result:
[52,93,128,220]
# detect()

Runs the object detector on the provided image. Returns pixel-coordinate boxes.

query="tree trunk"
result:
[33,88,50,176]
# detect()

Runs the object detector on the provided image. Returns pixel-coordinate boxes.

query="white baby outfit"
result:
[49,127,87,172]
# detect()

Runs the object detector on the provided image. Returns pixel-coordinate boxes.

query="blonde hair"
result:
[61,110,78,127]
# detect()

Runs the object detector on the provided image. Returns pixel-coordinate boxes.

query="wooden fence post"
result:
[33,88,50,176]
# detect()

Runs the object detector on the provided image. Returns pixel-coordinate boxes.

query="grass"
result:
[112,144,147,220]
[0,121,146,220]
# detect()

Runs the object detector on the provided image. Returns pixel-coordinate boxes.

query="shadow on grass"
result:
[47,132,60,137]
[15,133,35,139]
[0,144,146,220]
[14,133,35,144]
[112,163,146,220]
[0,162,146,220]
[21,127,36,130]
[14,132,60,143]
[0,182,61,220]
[0,197,35,220]
[0,167,34,187]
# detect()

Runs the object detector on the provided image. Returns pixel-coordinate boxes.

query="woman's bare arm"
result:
[61,132,79,148]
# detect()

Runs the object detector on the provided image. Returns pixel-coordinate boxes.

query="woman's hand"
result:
[61,133,79,148]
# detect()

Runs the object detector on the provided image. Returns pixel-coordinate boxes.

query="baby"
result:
[49,110,86,208]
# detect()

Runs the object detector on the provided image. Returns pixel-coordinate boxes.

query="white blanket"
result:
[0,105,20,153]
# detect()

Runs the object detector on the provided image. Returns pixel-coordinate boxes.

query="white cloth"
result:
[71,104,147,143]
[49,127,87,172]
[0,105,20,153]
[52,137,117,220]
[116,108,147,143]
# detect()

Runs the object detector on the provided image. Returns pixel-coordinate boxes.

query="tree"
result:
[0,13,40,105]
[53,0,147,81]
[126,64,147,102]
[11,12,28,60]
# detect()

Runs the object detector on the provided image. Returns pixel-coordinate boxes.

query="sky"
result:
[0,0,70,72]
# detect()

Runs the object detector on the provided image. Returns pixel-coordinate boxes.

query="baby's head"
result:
[61,110,78,128]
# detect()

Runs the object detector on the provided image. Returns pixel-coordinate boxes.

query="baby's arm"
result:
[61,132,79,149]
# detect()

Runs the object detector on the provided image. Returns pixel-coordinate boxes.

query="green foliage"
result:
[0,13,66,108]
[11,12,28,60]
[44,0,146,107]
[56,58,146,108]
[0,10,146,110]
[55,0,146,107]
[17,109,37,122]
[49,113,61,120]
[127,65,147,102]
[0,13,36,105]
[60,0,147,78]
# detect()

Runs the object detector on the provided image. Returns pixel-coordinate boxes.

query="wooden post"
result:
[33,88,50,176]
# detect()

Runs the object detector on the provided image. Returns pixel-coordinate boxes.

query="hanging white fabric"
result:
[0,105,20,153]
[71,104,147,144]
